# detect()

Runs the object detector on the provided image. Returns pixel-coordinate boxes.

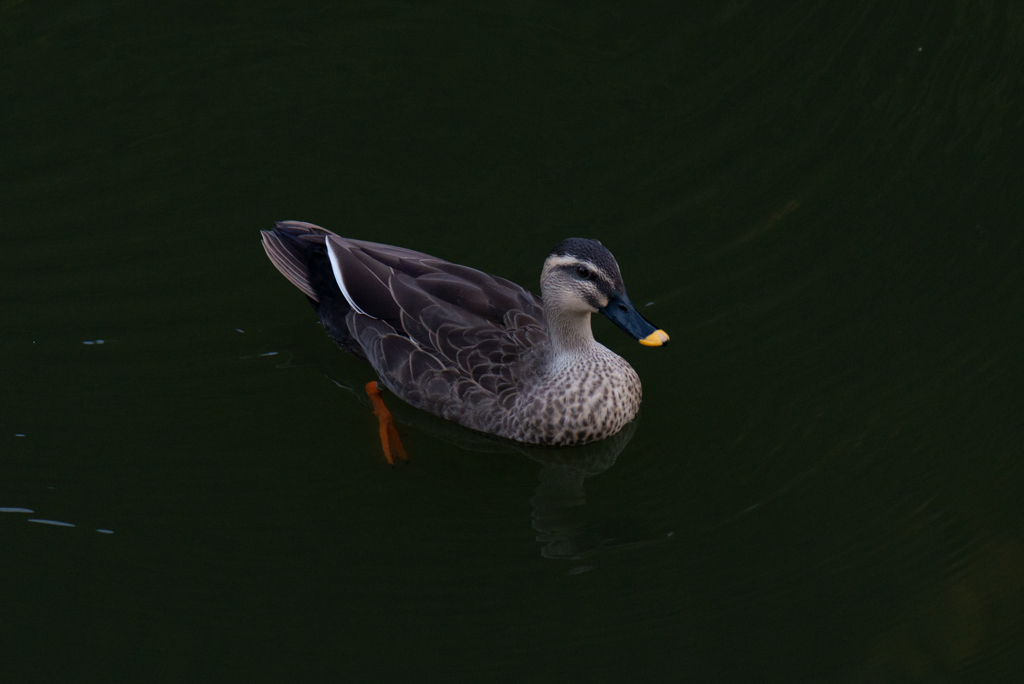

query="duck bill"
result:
[599,292,670,347]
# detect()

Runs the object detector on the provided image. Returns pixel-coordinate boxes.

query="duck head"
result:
[540,238,669,351]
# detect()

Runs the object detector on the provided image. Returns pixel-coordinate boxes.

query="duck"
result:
[261,221,668,460]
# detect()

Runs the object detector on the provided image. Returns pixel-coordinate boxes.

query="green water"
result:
[3,1,1022,681]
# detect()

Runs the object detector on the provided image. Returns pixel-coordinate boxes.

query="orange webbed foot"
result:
[365,381,407,465]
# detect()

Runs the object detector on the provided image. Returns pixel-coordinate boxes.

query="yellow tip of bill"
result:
[639,330,670,347]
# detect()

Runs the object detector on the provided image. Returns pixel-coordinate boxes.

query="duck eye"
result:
[576,265,591,279]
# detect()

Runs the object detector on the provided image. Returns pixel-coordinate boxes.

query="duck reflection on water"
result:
[526,418,672,561]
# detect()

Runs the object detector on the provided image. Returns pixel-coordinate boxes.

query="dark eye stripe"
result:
[559,263,612,293]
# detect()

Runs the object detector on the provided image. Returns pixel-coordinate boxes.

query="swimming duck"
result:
[261,221,667,459]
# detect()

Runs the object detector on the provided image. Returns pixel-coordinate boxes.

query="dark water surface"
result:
[3,1,1023,682]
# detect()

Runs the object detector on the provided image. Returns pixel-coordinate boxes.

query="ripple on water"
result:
[5,508,112,533]
[27,519,76,527]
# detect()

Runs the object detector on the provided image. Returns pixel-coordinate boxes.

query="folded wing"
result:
[318,231,548,432]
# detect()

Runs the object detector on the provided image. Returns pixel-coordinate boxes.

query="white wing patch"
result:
[326,237,376,319]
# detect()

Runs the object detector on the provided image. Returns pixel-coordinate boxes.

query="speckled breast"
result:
[500,347,642,446]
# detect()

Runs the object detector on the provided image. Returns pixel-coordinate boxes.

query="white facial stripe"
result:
[544,255,580,269]
[326,238,376,318]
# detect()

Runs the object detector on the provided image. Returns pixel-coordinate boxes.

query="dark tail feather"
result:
[261,222,366,359]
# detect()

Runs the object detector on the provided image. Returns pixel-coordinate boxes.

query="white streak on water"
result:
[27,519,76,527]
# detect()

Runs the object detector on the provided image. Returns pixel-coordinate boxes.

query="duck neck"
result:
[545,306,597,359]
